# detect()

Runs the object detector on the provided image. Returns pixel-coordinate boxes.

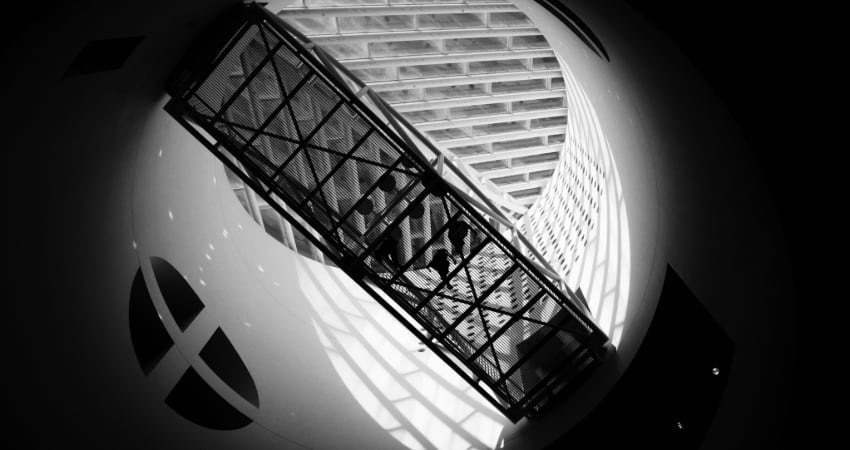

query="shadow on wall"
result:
[573,147,630,347]
[297,256,510,450]
[522,56,631,347]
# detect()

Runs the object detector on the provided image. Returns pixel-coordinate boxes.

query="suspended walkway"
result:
[165,2,611,422]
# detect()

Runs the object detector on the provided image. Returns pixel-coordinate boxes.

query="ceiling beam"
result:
[279,4,519,17]
[368,68,560,91]
[515,195,540,205]
[438,125,566,148]
[479,160,559,179]
[499,177,552,192]
[414,107,566,131]
[309,27,539,44]
[392,88,565,111]
[341,49,553,70]
[459,143,564,164]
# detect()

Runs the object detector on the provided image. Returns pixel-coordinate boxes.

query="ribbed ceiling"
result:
[278,0,569,215]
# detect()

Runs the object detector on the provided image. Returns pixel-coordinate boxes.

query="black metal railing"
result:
[165,2,610,422]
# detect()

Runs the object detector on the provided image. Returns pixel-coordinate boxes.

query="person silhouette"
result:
[374,227,402,268]
[427,248,455,288]
[448,219,471,256]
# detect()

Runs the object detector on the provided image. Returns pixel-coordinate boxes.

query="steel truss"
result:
[165,2,611,422]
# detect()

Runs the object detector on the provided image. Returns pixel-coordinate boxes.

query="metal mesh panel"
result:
[471,308,512,345]
[432,295,472,326]
[251,101,300,174]
[193,25,263,111]
[241,59,281,111]
[474,352,504,386]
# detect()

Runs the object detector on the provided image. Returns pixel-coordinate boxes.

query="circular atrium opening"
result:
[133,1,632,448]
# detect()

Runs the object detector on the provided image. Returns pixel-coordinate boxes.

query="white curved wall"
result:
[133,106,510,449]
[516,3,632,348]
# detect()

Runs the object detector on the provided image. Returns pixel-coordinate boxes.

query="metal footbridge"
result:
[165,2,611,422]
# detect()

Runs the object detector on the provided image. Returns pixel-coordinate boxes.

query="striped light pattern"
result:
[277,0,570,214]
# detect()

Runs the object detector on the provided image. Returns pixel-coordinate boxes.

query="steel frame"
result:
[165,2,610,422]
